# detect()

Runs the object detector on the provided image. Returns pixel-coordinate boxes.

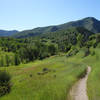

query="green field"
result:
[0,47,100,100]
[75,47,100,100]
[85,48,100,100]
[0,53,87,100]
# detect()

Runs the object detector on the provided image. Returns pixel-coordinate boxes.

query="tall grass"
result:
[0,55,86,100]
[83,48,100,100]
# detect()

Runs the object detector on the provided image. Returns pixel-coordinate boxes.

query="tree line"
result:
[0,38,58,67]
[0,30,100,67]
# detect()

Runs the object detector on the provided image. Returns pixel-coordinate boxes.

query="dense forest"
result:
[0,37,57,67]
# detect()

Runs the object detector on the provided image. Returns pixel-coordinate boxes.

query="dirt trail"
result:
[69,66,91,100]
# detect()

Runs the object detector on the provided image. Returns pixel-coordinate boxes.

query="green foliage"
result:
[40,27,93,52]
[0,17,100,100]
[0,38,59,66]
[77,34,84,47]
[84,47,90,57]
[0,55,86,100]
[5,55,10,67]
[14,54,20,65]
[0,56,4,67]
[77,68,87,78]
[81,48,100,100]
[0,71,11,96]
[66,47,79,57]
[48,44,58,55]
[0,27,98,66]
[90,49,95,56]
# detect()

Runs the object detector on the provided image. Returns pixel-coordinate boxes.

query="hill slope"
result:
[0,55,87,100]
[13,17,100,38]
[0,30,18,37]
[39,27,94,50]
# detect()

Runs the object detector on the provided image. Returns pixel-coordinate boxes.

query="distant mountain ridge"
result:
[0,30,18,37]
[13,17,100,38]
[58,17,100,33]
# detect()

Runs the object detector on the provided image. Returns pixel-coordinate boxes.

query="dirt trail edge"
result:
[69,66,91,100]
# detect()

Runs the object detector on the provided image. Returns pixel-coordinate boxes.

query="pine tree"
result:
[5,55,9,67]
[0,56,4,67]
[14,54,20,66]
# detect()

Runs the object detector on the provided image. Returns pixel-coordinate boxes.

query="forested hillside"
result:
[0,27,99,67]
[13,17,100,38]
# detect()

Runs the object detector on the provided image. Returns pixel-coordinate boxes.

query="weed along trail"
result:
[69,66,91,100]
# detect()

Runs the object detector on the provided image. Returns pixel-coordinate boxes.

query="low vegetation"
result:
[83,48,100,100]
[0,71,11,96]
[0,54,87,100]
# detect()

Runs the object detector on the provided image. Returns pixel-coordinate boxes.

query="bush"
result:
[78,68,87,79]
[48,44,58,55]
[0,56,4,67]
[5,55,10,67]
[91,51,95,56]
[39,52,50,60]
[42,68,49,72]
[84,47,90,57]
[14,54,20,66]
[66,48,79,57]
[0,71,11,96]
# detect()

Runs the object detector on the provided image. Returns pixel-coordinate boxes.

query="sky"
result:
[0,0,100,31]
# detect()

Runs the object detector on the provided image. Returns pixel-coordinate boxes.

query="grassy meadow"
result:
[83,48,100,100]
[0,47,100,100]
[0,53,86,100]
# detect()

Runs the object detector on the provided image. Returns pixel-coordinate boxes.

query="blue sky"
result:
[0,0,100,31]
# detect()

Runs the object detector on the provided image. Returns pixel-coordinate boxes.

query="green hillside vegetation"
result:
[0,53,87,100]
[0,51,15,67]
[0,37,58,67]
[84,47,100,100]
[0,27,98,68]
[39,27,94,52]
[0,23,100,100]
[13,17,100,38]
[0,45,100,100]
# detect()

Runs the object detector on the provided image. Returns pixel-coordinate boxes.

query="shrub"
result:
[78,68,87,79]
[5,55,10,67]
[42,68,49,72]
[91,51,95,56]
[84,47,90,57]
[39,52,50,60]
[0,71,11,96]
[14,54,20,66]
[48,44,58,55]
[66,48,79,57]
[0,56,4,67]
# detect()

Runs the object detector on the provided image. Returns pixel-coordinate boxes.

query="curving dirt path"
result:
[69,66,91,100]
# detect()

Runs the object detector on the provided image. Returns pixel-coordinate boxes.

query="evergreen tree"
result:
[48,44,57,55]
[5,55,9,67]
[0,56,4,67]
[14,54,20,66]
